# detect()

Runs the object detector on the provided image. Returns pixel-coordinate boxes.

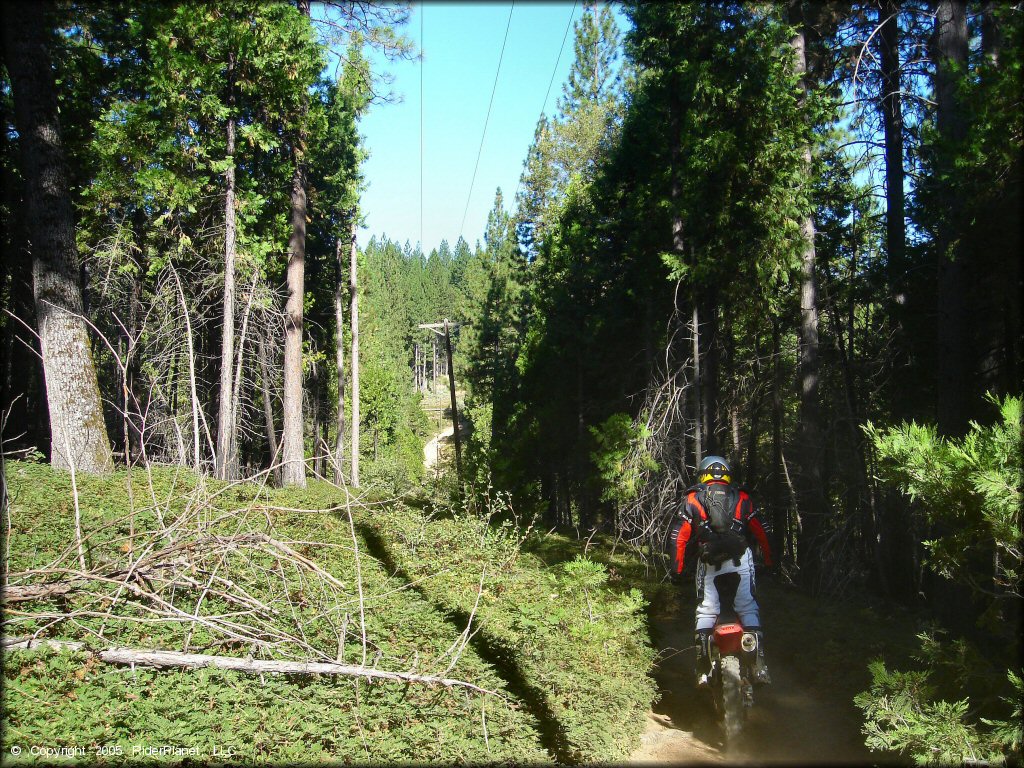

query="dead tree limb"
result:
[0,637,505,698]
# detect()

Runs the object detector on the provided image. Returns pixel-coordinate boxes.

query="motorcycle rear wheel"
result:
[721,655,745,742]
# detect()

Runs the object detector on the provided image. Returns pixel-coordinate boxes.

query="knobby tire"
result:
[721,655,745,743]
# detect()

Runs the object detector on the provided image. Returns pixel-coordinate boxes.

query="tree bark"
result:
[702,286,720,454]
[258,332,280,485]
[229,277,255,474]
[281,153,307,486]
[667,77,693,474]
[350,230,360,488]
[124,213,147,464]
[333,235,346,485]
[980,0,1000,66]
[2,0,112,474]
[215,62,238,481]
[933,0,970,437]
[414,342,420,391]
[789,2,827,586]
[770,316,785,562]
[878,1,906,298]
[281,1,311,487]
[928,0,977,634]
[311,363,323,477]
[691,304,703,462]
[171,268,205,471]
[744,328,764,480]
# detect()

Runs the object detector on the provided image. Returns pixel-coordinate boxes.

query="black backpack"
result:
[696,484,748,566]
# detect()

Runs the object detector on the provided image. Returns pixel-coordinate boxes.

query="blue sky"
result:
[354,2,621,256]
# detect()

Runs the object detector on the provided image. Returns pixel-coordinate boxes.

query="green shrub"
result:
[589,412,657,505]
[864,393,1022,613]
[855,649,1022,765]
[365,499,658,763]
[858,393,1023,765]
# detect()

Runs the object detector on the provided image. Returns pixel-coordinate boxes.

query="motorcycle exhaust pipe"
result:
[740,632,757,653]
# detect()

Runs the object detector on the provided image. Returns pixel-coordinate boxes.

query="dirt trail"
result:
[423,424,454,470]
[628,590,898,766]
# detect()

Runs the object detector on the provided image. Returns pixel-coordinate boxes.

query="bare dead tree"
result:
[616,285,696,573]
[215,57,240,482]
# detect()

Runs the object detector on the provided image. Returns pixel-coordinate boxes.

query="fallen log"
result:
[1,637,504,698]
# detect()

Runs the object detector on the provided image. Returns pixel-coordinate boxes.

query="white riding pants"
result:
[694,548,760,631]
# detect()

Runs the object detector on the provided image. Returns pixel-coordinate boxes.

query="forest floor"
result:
[626,577,917,765]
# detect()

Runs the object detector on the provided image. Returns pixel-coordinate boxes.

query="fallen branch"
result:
[2,580,83,603]
[1,637,505,698]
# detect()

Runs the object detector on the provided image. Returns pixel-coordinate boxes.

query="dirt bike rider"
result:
[670,455,773,687]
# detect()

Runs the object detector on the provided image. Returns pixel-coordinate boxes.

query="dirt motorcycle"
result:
[707,619,760,742]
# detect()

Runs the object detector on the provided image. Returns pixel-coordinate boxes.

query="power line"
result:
[513,0,577,208]
[458,2,515,242]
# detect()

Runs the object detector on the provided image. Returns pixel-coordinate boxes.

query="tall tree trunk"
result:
[281,0,311,487]
[702,285,720,454]
[350,230,360,488]
[933,0,970,438]
[541,473,556,528]
[171,268,203,471]
[929,0,976,635]
[124,212,147,464]
[668,79,692,475]
[879,1,906,298]
[745,328,765,480]
[770,316,785,563]
[311,363,322,477]
[2,0,112,474]
[281,160,307,486]
[691,303,703,462]
[230,277,255,468]
[980,0,1000,66]
[333,235,347,485]
[575,350,589,528]
[258,332,280,485]
[215,62,238,481]
[789,2,827,587]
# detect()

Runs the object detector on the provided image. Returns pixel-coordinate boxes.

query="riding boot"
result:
[747,627,771,684]
[694,629,713,688]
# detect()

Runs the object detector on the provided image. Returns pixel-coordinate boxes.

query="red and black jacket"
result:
[671,481,773,573]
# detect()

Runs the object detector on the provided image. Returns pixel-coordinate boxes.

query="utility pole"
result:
[443,319,462,482]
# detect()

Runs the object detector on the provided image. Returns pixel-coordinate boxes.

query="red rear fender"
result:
[713,623,744,655]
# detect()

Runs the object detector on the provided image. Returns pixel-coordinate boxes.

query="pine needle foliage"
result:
[865,393,1023,608]
[857,393,1023,764]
